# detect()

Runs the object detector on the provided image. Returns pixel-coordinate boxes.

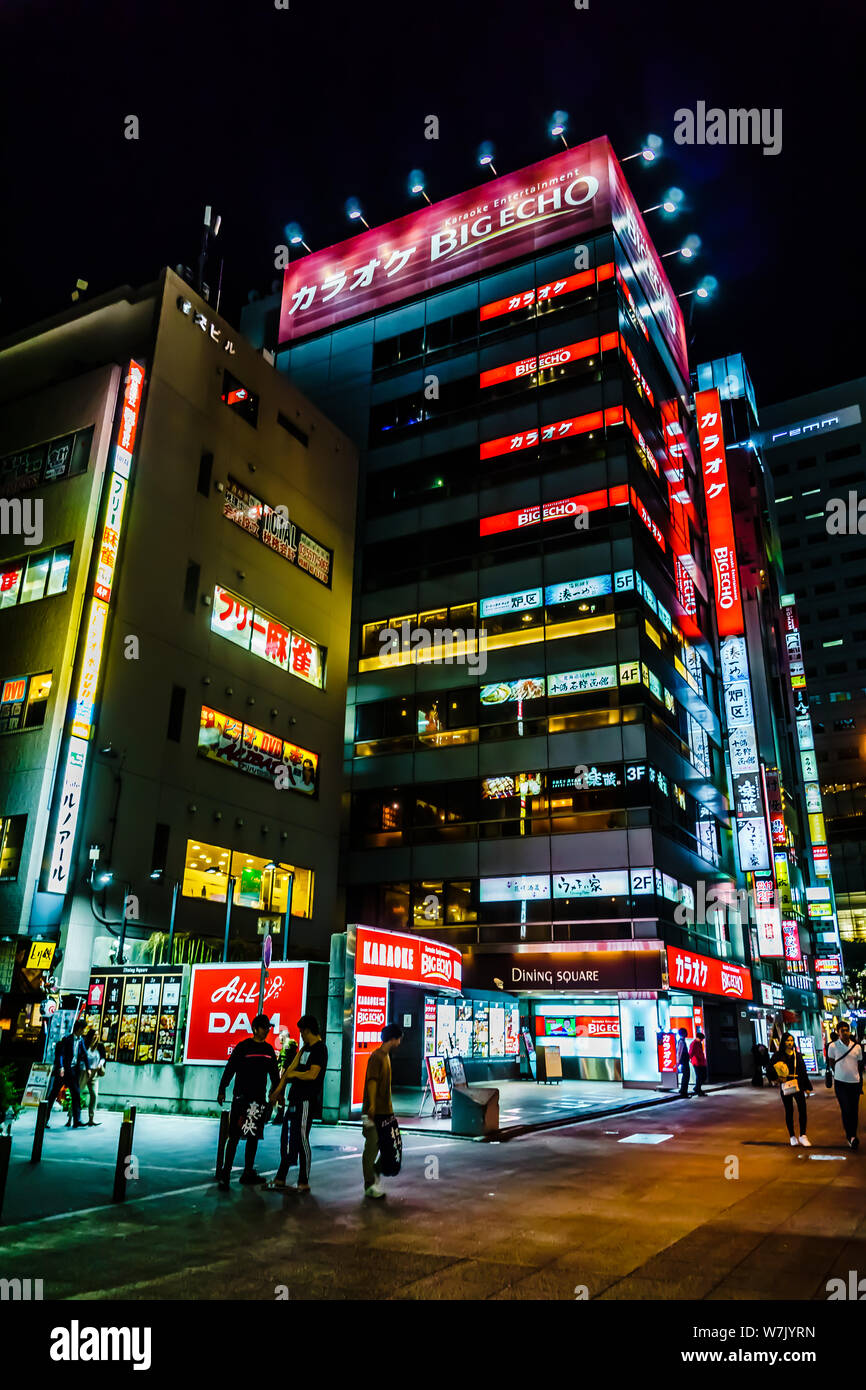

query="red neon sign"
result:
[666,945,753,1000]
[695,388,744,638]
[480,404,623,462]
[479,333,619,389]
[480,483,628,537]
[480,262,615,322]
[629,486,666,551]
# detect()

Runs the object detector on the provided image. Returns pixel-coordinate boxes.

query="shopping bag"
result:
[376,1114,403,1176]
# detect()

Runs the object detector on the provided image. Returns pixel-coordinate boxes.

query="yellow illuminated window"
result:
[181,839,312,916]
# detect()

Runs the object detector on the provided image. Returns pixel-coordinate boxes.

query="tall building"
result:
[758,378,866,946]
[245,137,775,1093]
[693,355,842,1060]
[0,270,357,1061]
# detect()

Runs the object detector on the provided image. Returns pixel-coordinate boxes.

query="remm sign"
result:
[279,139,688,381]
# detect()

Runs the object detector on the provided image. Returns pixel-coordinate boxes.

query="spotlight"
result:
[550,110,568,147]
[345,198,369,229]
[409,170,430,204]
[284,221,311,253]
[477,141,497,176]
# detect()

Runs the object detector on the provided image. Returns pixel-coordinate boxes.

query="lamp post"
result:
[222,875,237,962]
[282,871,295,961]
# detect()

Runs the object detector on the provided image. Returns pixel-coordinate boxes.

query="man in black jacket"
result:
[216,1014,280,1190]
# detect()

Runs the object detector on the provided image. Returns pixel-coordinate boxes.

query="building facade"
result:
[0,270,357,1059]
[245,139,777,1089]
[758,377,866,949]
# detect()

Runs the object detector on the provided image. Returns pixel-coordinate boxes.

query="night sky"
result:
[2,0,863,409]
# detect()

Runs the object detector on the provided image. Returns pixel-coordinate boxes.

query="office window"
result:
[0,544,73,610]
[166,685,186,742]
[826,444,862,463]
[151,823,170,874]
[181,839,313,916]
[0,813,26,881]
[183,561,200,614]
[277,411,309,448]
[0,425,92,497]
[814,582,835,594]
[197,452,213,497]
[796,456,817,470]
[0,671,52,734]
[221,371,258,426]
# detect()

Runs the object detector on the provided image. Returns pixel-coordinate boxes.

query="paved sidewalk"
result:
[1,1088,863,1300]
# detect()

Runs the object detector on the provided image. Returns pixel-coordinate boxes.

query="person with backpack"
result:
[769,1032,812,1147]
[264,1014,327,1193]
[361,1022,404,1200]
[689,1030,708,1096]
[51,1021,89,1129]
[827,1018,864,1150]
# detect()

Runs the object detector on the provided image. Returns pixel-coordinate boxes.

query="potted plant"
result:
[0,1063,22,1134]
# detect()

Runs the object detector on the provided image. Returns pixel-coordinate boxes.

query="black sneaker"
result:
[852,1136,860,1150]
[217,1177,230,1192]
[239,1169,265,1185]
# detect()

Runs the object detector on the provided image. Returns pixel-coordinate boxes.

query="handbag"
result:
[825,1068,834,1089]
[780,1079,800,1096]
[375,1114,403,1176]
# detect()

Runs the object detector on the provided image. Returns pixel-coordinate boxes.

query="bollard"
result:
[0,1132,11,1224]
[112,1107,136,1202]
[215,1109,229,1180]
[30,1101,49,1164]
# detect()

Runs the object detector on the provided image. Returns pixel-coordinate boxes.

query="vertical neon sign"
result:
[47,361,145,895]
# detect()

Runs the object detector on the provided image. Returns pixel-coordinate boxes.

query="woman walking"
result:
[769,1032,812,1147]
[83,1027,106,1126]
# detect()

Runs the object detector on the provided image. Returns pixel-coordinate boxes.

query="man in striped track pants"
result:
[265,1015,327,1193]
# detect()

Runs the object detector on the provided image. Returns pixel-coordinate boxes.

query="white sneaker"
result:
[364,1184,385,1199]
[798,1135,812,1147]
[790,1136,799,1146]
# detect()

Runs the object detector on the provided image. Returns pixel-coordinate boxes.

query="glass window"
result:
[47,545,73,596]
[0,813,26,881]
[0,562,24,608]
[413,881,444,927]
[20,554,51,605]
[24,673,51,728]
[221,371,259,426]
[181,839,312,916]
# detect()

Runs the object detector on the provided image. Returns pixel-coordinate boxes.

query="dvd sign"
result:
[184,962,308,1064]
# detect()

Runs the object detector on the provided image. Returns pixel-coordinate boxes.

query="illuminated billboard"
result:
[198,705,318,794]
[278,139,688,382]
[211,584,325,689]
[48,361,146,895]
[695,388,744,638]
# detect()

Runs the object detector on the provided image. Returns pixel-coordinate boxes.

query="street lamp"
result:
[477,142,497,176]
[550,110,569,148]
[284,221,311,254]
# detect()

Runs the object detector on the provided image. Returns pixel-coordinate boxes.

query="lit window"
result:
[181,838,312,916]
[0,671,52,734]
[0,544,72,608]
[0,813,26,881]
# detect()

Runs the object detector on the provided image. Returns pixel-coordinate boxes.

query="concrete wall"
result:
[97,1062,224,1116]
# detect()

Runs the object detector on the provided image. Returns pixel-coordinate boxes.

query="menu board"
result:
[425,1054,451,1104]
[424,997,437,1056]
[489,1003,505,1058]
[456,1000,473,1057]
[436,1000,456,1055]
[505,1005,520,1056]
[472,1002,489,1057]
[85,967,186,1065]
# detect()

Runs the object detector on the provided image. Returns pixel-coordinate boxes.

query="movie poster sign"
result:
[198,705,318,796]
[223,476,333,587]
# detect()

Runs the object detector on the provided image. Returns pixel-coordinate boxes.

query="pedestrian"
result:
[58,1021,89,1129]
[769,1032,812,1147]
[751,1041,769,1087]
[827,1018,864,1150]
[675,1027,691,1098]
[264,1015,327,1193]
[216,1014,280,1190]
[43,1032,68,1126]
[689,1031,708,1095]
[361,1022,404,1200]
[83,1027,106,1125]
[270,1029,298,1126]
